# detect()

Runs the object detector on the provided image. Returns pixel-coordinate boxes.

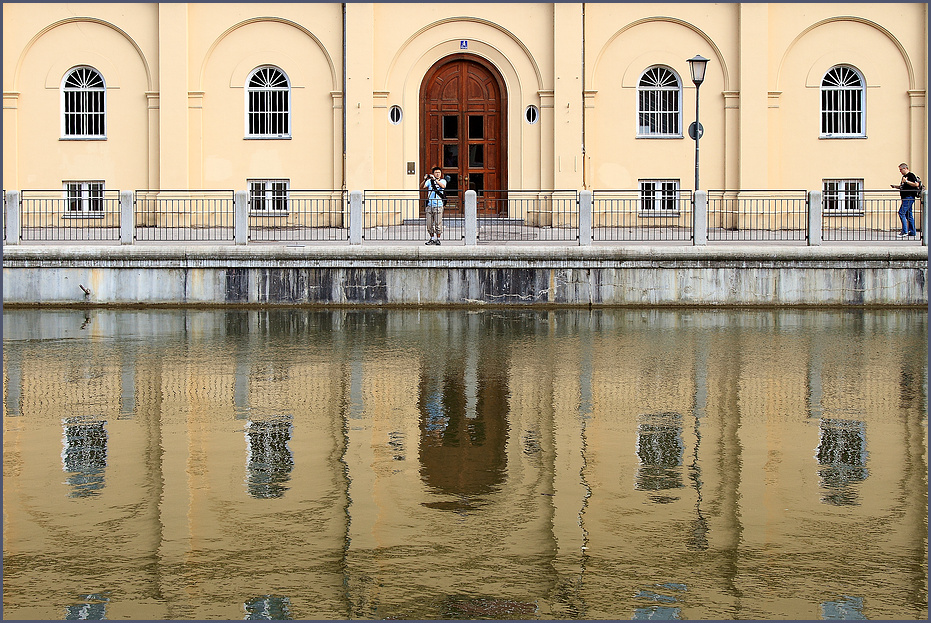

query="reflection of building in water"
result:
[417,343,508,501]
[245,417,294,499]
[821,595,866,620]
[64,592,110,620]
[635,412,685,501]
[244,594,292,620]
[61,417,107,498]
[816,418,868,506]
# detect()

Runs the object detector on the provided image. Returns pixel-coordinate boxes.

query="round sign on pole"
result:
[688,122,704,140]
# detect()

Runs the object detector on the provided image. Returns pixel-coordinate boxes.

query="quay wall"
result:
[2,245,927,307]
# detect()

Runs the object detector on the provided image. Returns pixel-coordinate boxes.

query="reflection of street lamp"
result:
[687,55,709,191]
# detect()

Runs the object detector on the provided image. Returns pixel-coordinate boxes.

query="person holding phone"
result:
[423,166,447,245]
[891,163,919,237]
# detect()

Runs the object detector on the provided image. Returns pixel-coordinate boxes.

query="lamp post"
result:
[687,55,709,191]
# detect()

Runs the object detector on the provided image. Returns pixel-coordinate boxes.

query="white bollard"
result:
[234,190,249,245]
[464,190,477,245]
[579,190,592,246]
[5,190,20,245]
[120,191,134,244]
[808,190,823,246]
[693,190,707,246]
[349,190,363,245]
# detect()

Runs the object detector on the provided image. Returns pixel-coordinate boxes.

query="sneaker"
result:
[425,239,435,245]
[435,239,441,245]
[909,232,917,237]
[896,232,908,237]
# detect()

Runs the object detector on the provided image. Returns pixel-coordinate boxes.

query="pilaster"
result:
[553,3,584,189]
[345,2,375,189]
[737,3,769,189]
[158,3,189,189]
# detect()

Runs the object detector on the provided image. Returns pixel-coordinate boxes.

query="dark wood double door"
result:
[421,55,507,216]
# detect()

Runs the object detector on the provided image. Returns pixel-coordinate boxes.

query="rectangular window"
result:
[249,179,290,212]
[64,181,104,213]
[822,179,863,212]
[639,179,680,213]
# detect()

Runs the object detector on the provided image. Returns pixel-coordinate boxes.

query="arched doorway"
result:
[420,54,507,216]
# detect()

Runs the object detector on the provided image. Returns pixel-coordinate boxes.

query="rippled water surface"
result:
[2,308,928,620]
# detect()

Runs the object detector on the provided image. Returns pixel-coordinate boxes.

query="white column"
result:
[234,191,249,245]
[120,191,134,245]
[808,190,823,246]
[578,190,592,246]
[349,190,363,245]
[464,190,477,245]
[5,190,20,245]
[693,190,707,246]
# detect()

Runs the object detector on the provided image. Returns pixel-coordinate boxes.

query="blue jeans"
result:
[898,197,916,235]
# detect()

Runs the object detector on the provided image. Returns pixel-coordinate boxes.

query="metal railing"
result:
[361,189,465,242]
[249,190,349,242]
[134,190,235,242]
[707,190,808,241]
[20,189,122,241]
[822,190,923,241]
[3,188,926,246]
[592,189,693,241]
[475,190,579,243]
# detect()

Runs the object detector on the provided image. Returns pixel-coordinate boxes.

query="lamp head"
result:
[687,55,710,86]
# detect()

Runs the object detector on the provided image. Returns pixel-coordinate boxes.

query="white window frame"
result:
[249,179,290,213]
[820,66,865,138]
[61,66,106,140]
[63,181,105,216]
[822,179,864,213]
[637,66,682,138]
[639,179,681,215]
[245,66,291,139]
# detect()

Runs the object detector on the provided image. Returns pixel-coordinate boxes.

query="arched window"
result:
[62,67,106,139]
[246,66,291,138]
[821,66,865,137]
[637,66,681,137]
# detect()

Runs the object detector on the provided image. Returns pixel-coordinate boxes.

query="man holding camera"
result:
[891,163,919,237]
[423,166,447,245]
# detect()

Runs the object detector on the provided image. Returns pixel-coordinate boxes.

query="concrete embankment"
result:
[2,244,927,307]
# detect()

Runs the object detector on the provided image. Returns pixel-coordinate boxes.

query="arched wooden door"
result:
[420,55,507,216]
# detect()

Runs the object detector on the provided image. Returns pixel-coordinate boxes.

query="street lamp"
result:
[687,55,709,191]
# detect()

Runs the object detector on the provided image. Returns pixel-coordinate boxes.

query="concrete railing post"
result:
[120,190,134,245]
[922,189,928,247]
[464,190,477,245]
[5,190,20,245]
[579,190,592,246]
[234,190,249,245]
[349,190,363,245]
[808,190,823,246]
[693,190,707,246]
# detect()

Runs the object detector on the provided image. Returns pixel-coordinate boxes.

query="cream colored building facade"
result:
[2,2,927,196]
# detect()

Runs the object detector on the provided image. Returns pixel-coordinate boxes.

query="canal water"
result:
[2,308,927,620]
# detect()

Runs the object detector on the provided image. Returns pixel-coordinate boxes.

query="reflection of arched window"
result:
[244,595,292,620]
[635,412,684,500]
[62,67,106,138]
[816,418,868,506]
[820,66,865,137]
[637,66,681,137]
[246,66,291,138]
[61,418,107,497]
[245,417,293,499]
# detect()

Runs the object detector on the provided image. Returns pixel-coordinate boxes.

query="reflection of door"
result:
[421,55,507,215]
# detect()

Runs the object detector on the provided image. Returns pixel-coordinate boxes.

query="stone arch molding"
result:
[16,17,153,91]
[384,17,544,98]
[593,17,730,92]
[200,17,338,92]
[778,16,916,92]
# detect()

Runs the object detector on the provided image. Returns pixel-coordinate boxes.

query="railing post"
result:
[464,190,477,245]
[5,190,20,245]
[922,190,928,247]
[578,190,592,246]
[349,190,363,245]
[234,190,249,245]
[693,190,707,246]
[120,191,134,245]
[807,190,822,246]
